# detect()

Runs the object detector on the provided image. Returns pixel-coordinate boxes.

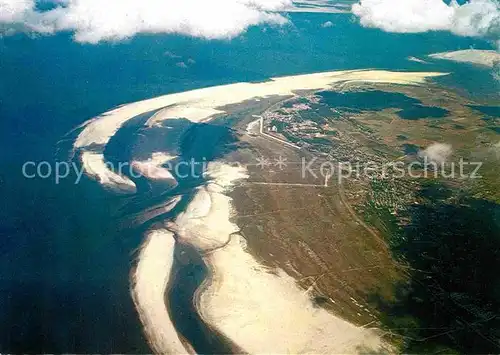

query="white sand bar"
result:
[74,70,446,192]
[171,163,249,250]
[199,236,388,354]
[80,151,137,194]
[132,229,189,354]
[75,70,446,149]
[171,163,392,353]
[429,49,500,68]
[131,152,178,182]
[132,197,193,354]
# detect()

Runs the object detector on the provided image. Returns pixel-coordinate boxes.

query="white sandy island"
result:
[131,228,191,354]
[73,70,446,192]
[131,196,192,354]
[80,151,136,194]
[429,49,500,68]
[131,152,178,182]
[168,162,392,354]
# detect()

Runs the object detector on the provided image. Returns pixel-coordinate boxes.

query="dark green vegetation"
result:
[367,181,500,353]
[276,81,500,353]
[318,90,449,120]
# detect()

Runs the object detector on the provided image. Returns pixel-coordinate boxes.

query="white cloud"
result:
[0,0,292,43]
[352,0,500,39]
[419,143,453,164]
[0,0,33,23]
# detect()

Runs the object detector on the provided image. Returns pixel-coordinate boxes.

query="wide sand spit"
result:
[132,162,397,354]
[168,162,393,354]
[74,69,447,193]
[130,196,195,354]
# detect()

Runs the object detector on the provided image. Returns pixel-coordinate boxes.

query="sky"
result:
[0,0,498,46]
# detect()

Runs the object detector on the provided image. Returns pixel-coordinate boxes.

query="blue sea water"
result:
[0,12,498,353]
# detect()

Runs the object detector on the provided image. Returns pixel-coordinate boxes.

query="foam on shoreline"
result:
[407,56,430,64]
[429,49,500,68]
[171,162,392,353]
[73,70,446,192]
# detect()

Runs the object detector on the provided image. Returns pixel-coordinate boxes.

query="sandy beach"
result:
[168,162,392,353]
[429,49,500,68]
[74,69,446,192]
[80,151,137,194]
[171,163,249,251]
[131,196,192,355]
[131,152,178,182]
[76,70,446,149]
[198,235,388,353]
[76,70,448,353]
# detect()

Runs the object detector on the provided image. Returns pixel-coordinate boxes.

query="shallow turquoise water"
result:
[470,105,500,117]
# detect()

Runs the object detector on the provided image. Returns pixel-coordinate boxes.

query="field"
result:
[215,80,500,352]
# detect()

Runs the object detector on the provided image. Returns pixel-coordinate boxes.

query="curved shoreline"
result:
[131,153,178,183]
[167,241,244,354]
[74,69,447,192]
[130,197,192,354]
[169,162,393,354]
[77,70,450,353]
[131,229,189,354]
[429,49,500,68]
[80,151,137,194]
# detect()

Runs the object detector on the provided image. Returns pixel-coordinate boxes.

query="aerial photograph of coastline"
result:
[0,0,499,353]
